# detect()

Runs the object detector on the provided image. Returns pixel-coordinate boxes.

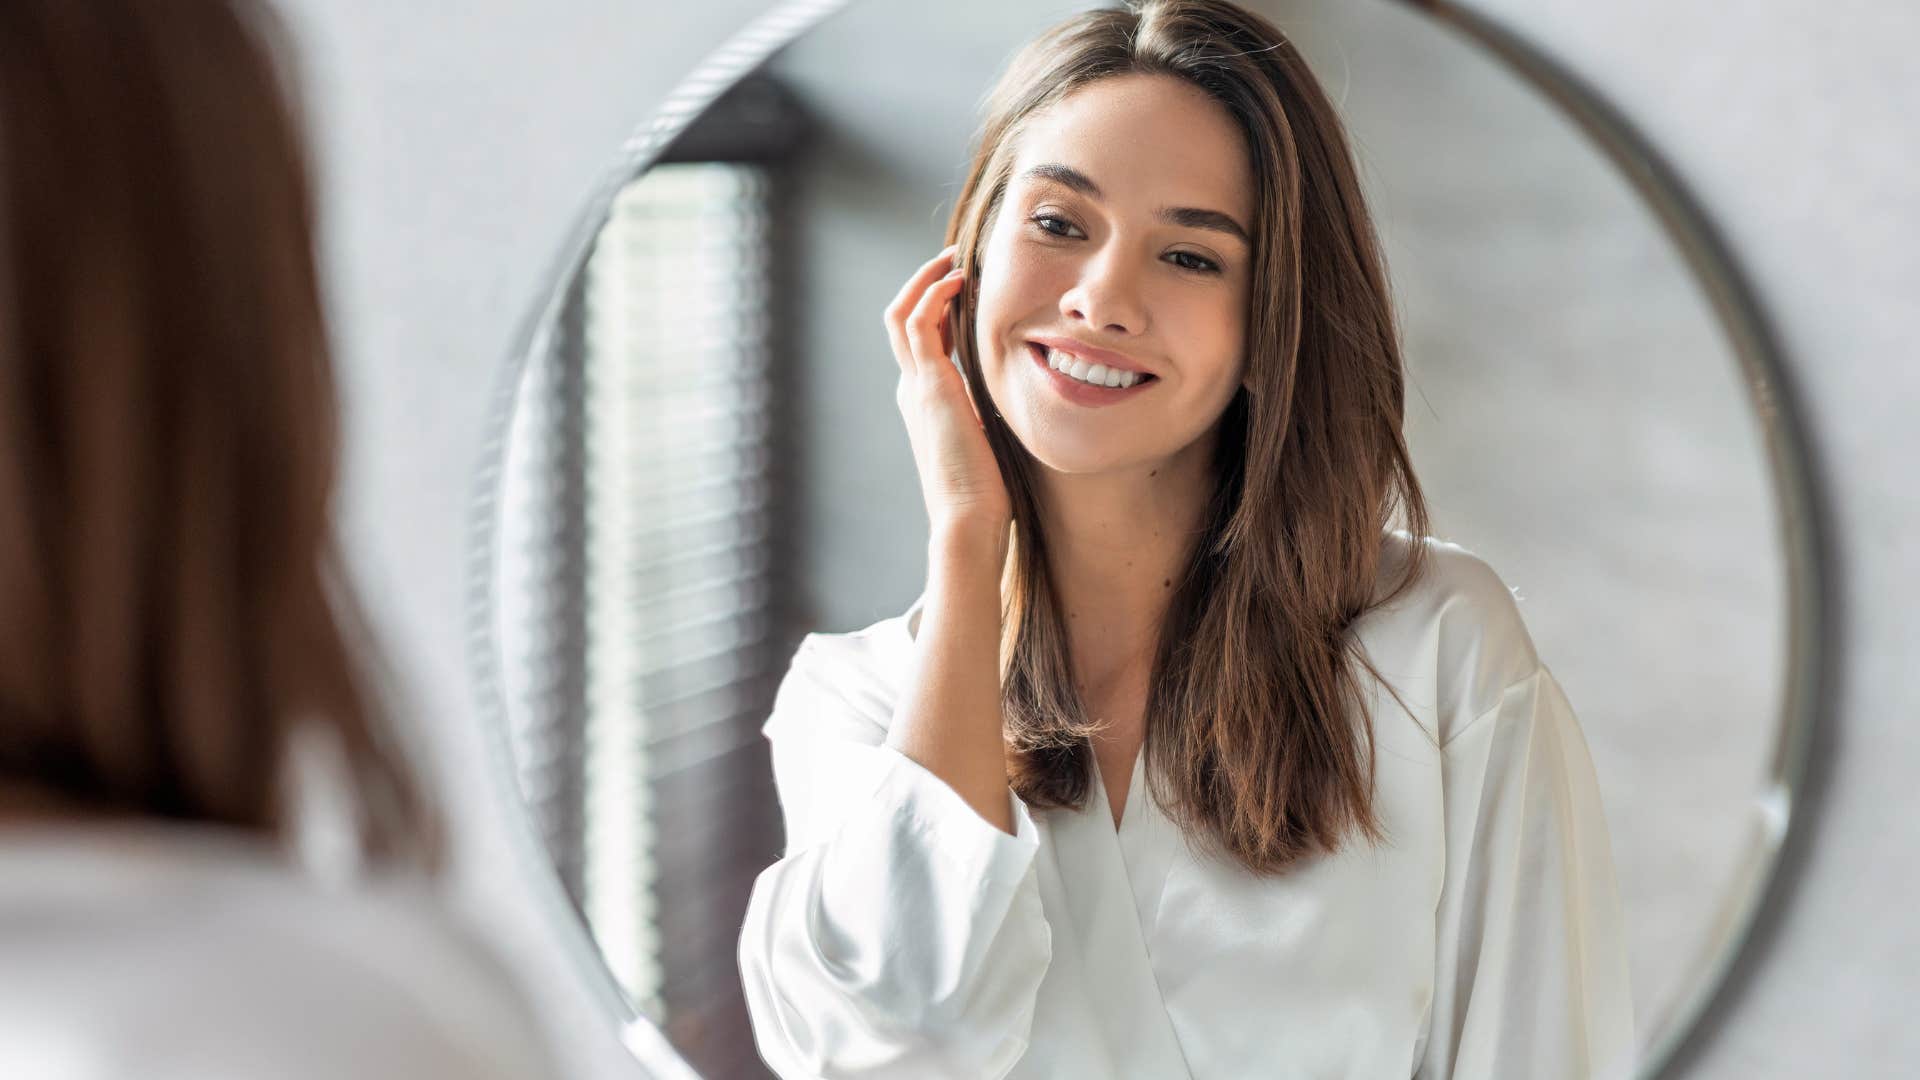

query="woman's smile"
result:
[1026,340,1160,408]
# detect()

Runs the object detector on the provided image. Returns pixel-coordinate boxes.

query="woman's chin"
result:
[1017,436,1151,478]
[996,396,1176,476]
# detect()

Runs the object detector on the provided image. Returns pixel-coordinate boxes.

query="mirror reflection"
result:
[489,1,1787,1076]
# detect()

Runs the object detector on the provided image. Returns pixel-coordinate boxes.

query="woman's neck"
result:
[1034,441,1216,700]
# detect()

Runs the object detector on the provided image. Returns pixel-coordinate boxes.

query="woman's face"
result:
[973,72,1256,477]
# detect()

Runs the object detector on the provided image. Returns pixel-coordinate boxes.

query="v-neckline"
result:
[1052,739,1193,1077]
[1086,743,1181,935]
[1093,742,1145,835]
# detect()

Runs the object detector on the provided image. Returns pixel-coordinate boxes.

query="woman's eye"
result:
[1030,214,1081,239]
[1025,214,1219,275]
[1168,250,1221,274]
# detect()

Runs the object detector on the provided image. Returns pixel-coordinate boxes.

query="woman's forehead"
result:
[1009,74,1254,222]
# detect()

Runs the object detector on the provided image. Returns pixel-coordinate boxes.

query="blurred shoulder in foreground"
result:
[0,820,555,1080]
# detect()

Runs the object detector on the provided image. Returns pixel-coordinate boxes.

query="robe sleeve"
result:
[1418,666,1636,1080]
[737,638,1053,1079]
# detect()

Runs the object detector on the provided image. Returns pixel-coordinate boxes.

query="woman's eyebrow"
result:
[1022,162,1104,199]
[1161,206,1251,244]
[1019,162,1251,244]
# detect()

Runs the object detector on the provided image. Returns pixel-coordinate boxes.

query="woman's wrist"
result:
[928,520,1010,630]
[929,518,1010,583]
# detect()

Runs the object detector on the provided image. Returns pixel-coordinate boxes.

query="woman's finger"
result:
[904,268,966,378]
[883,245,958,373]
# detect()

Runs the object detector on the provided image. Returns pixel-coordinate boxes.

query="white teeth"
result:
[1045,347,1142,389]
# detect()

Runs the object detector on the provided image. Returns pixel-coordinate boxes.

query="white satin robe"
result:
[737,535,1634,1079]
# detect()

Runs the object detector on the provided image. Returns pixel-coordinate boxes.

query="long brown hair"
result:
[945,0,1431,874]
[0,0,437,866]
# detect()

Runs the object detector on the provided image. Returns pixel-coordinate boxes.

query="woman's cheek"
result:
[975,257,1040,334]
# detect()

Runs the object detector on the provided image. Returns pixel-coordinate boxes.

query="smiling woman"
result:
[735,2,1633,1078]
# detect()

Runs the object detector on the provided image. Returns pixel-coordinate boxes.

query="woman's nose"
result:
[1059,249,1147,335]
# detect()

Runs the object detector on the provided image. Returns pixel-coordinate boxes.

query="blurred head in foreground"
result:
[0,0,436,867]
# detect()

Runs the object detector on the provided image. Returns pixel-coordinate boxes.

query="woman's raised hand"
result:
[884,245,1011,544]
[878,248,1017,836]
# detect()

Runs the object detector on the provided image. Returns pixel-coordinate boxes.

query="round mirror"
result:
[471,1,1822,1076]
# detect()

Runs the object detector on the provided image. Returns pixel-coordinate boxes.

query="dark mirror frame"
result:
[465,2,1833,1075]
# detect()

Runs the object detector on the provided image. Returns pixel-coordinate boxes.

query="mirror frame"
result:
[463,2,1833,1075]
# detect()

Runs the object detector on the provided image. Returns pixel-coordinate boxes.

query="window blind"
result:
[506,161,786,1077]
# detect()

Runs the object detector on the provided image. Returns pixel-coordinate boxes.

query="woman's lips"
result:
[1027,342,1157,408]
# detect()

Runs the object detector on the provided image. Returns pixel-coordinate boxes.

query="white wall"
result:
[279,0,1919,1076]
